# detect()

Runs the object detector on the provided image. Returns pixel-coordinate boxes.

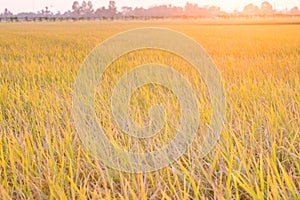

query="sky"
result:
[0,0,299,14]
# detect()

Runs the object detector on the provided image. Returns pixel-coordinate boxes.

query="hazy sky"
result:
[1,0,299,14]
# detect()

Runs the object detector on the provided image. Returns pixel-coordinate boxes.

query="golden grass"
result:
[0,21,299,199]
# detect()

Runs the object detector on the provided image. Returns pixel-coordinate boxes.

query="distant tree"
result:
[133,7,147,17]
[1,8,13,20]
[289,6,300,15]
[148,5,170,17]
[45,6,52,15]
[3,8,13,16]
[81,1,87,13]
[243,3,260,16]
[261,1,273,15]
[170,6,183,17]
[108,0,117,16]
[185,2,201,16]
[95,6,112,18]
[95,6,104,17]
[80,0,93,16]
[121,6,132,16]
[87,1,94,13]
[72,1,80,14]
[208,6,221,16]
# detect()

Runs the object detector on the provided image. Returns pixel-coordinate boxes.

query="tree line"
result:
[1,1,299,22]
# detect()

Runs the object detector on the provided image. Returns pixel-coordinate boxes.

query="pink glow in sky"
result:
[1,0,299,14]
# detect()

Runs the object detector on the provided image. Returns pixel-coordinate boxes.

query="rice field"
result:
[0,21,299,199]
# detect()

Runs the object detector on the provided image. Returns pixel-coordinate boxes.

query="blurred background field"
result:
[0,21,299,199]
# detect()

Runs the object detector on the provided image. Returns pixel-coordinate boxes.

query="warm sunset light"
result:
[0,0,299,199]
[1,0,299,13]
[1,0,300,21]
